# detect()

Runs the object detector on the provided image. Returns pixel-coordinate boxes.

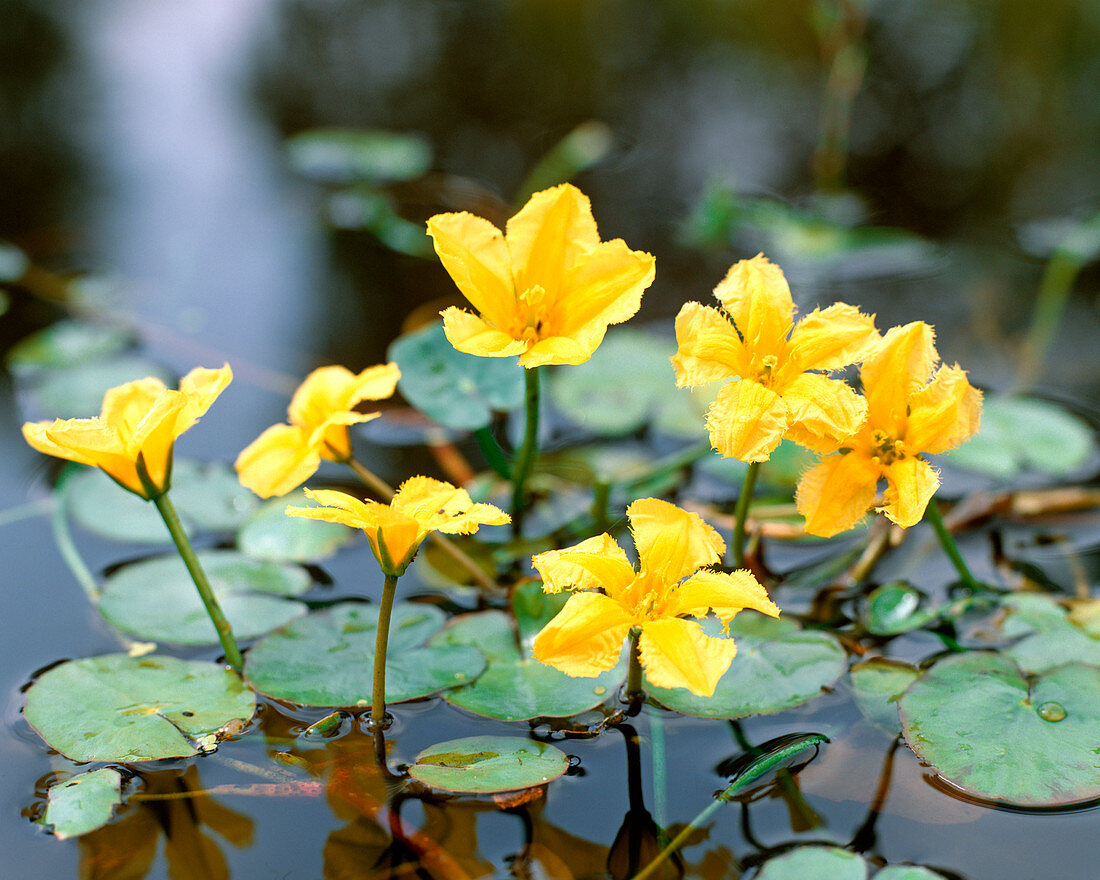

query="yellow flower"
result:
[672,254,879,462]
[532,498,779,697]
[286,477,509,577]
[23,365,232,499]
[426,183,655,368]
[235,364,400,498]
[796,321,982,536]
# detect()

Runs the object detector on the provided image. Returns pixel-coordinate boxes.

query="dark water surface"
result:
[2,2,1099,878]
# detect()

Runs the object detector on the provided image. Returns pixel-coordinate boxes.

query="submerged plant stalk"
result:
[511,366,541,536]
[731,460,761,569]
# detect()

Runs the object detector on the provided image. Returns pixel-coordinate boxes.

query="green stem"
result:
[474,426,512,479]
[50,485,100,604]
[923,498,979,591]
[731,461,761,569]
[624,627,644,709]
[511,366,541,537]
[372,573,400,727]
[591,479,611,534]
[152,491,244,671]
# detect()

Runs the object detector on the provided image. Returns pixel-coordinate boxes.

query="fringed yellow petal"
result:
[553,238,654,338]
[861,322,937,432]
[235,424,320,498]
[627,498,724,584]
[427,212,516,329]
[27,419,143,495]
[781,373,867,454]
[670,570,780,626]
[173,364,233,435]
[881,457,940,528]
[532,533,635,595]
[505,184,600,303]
[706,379,789,463]
[101,378,169,436]
[639,618,736,697]
[905,365,982,455]
[129,393,188,492]
[786,302,879,373]
[390,475,509,534]
[347,362,401,406]
[671,302,746,388]
[711,254,793,353]
[518,334,595,368]
[442,307,529,359]
[532,592,633,677]
[796,451,881,537]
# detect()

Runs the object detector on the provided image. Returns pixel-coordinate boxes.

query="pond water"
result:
[2,2,1099,879]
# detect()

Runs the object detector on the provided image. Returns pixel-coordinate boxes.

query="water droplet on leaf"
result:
[1037,702,1067,722]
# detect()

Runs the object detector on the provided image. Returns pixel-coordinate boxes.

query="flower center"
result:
[514,285,550,344]
[870,429,906,465]
[755,354,779,386]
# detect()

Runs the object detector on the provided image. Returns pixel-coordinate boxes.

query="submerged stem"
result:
[152,491,244,671]
[923,498,979,591]
[372,573,400,727]
[731,461,761,569]
[511,366,541,537]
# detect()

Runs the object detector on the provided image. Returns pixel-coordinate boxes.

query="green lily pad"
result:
[98,550,310,644]
[757,846,867,880]
[407,736,569,794]
[64,460,259,543]
[849,658,920,735]
[876,869,949,880]
[7,319,133,375]
[22,356,175,420]
[237,490,356,563]
[388,321,525,431]
[547,328,677,437]
[41,768,125,839]
[946,396,1096,480]
[0,239,28,281]
[649,614,845,719]
[325,187,435,257]
[861,582,940,636]
[899,652,1100,806]
[245,602,486,707]
[997,594,1100,674]
[286,128,432,184]
[24,654,255,762]
[432,583,626,720]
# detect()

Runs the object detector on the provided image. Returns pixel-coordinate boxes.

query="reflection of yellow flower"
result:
[23,365,232,499]
[532,498,779,697]
[235,364,400,498]
[286,477,509,577]
[797,321,982,536]
[427,184,655,368]
[672,254,878,461]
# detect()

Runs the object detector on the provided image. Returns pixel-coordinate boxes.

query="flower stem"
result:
[474,426,512,479]
[731,460,761,569]
[511,366,541,537]
[923,498,980,591]
[346,456,499,593]
[624,627,644,711]
[372,573,400,727]
[152,491,244,671]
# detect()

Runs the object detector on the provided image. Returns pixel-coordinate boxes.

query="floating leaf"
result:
[432,583,625,720]
[7,319,133,375]
[0,239,28,281]
[848,658,920,735]
[98,550,310,644]
[997,594,1100,674]
[65,460,259,543]
[245,602,485,707]
[286,128,432,184]
[42,769,124,839]
[237,490,356,562]
[22,356,174,420]
[514,121,613,204]
[861,582,940,636]
[756,846,867,880]
[899,652,1100,806]
[325,187,435,257]
[24,655,255,762]
[408,736,569,794]
[649,614,845,719]
[547,328,677,437]
[946,396,1096,480]
[876,868,949,880]
[388,322,525,430]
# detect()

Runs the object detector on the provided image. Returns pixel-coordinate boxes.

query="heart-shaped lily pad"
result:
[24,654,255,762]
[7,319,133,375]
[997,594,1100,674]
[848,658,920,735]
[41,768,125,839]
[22,356,175,420]
[286,128,432,184]
[432,583,626,720]
[756,846,867,880]
[245,602,486,707]
[649,614,845,719]
[237,490,356,563]
[407,736,569,794]
[388,321,525,431]
[64,460,259,543]
[899,652,1100,806]
[98,550,311,643]
[861,582,940,636]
